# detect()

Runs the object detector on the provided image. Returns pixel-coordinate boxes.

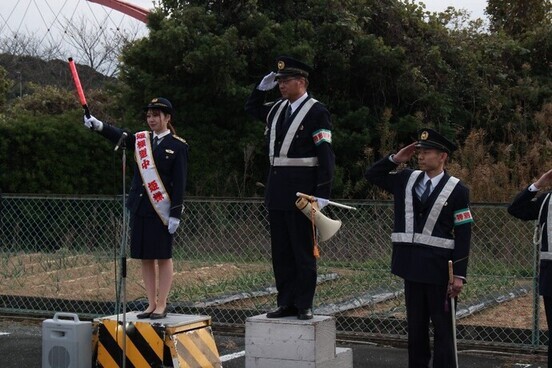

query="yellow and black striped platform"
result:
[94,312,221,368]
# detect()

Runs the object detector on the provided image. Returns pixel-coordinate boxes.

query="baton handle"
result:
[448,259,459,367]
[448,260,454,285]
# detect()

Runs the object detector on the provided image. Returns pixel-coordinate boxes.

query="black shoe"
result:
[136,311,152,319]
[266,306,297,318]
[150,307,168,320]
[297,308,313,320]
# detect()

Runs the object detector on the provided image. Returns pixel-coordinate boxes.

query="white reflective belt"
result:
[541,252,552,260]
[134,131,171,225]
[272,157,319,166]
[396,171,459,249]
[268,98,319,167]
[391,233,455,249]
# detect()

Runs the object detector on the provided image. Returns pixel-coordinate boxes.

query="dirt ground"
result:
[0,253,548,332]
[0,253,251,302]
[461,293,547,330]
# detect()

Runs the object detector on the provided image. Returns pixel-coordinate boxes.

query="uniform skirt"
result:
[130,214,173,259]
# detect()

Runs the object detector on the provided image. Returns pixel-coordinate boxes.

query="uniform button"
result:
[273,170,277,175]
[139,194,143,197]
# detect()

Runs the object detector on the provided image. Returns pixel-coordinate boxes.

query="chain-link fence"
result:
[0,194,544,352]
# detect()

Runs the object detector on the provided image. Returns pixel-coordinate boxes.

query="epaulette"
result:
[173,135,187,144]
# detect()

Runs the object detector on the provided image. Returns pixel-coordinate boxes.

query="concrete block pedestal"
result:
[245,314,352,368]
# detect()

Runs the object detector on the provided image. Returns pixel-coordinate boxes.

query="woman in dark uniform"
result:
[84,97,188,319]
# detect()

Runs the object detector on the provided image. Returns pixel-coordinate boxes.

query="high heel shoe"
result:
[150,307,168,320]
[136,311,152,319]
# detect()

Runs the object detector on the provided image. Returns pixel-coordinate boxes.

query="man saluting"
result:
[365,129,473,367]
[245,56,335,320]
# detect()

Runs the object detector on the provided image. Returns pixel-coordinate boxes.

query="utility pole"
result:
[16,71,22,97]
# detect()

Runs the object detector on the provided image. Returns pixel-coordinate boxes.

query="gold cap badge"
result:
[277,60,285,70]
[420,131,429,140]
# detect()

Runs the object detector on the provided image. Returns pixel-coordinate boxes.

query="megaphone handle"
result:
[310,204,320,259]
[297,192,316,202]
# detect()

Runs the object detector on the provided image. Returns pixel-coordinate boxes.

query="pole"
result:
[17,71,22,98]
[448,260,458,368]
[116,137,128,368]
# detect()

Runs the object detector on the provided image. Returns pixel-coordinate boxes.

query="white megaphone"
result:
[295,197,342,242]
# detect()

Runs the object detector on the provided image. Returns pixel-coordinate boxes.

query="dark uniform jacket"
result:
[508,187,552,296]
[365,155,472,285]
[99,124,188,220]
[245,88,335,210]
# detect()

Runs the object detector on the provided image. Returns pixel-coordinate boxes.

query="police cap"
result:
[274,56,313,79]
[144,97,173,115]
[415,128,457,154]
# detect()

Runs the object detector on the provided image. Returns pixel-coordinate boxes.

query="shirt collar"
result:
[153,130,171,139]
[423,171,445,187]
[287,92,308,113]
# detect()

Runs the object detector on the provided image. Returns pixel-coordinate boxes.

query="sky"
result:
[422,0,487,19]
[1,0,153,38]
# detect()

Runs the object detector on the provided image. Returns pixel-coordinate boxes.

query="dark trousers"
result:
[544,296,552,368]
[269,209,317,309]
[405,280,456,368]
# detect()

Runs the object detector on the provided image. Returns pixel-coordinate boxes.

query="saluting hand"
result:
[393,142,417,164]
[534,168,552,190]
[257,71,278,91]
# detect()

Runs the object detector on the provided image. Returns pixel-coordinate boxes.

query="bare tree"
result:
[62,15,144,77]
[0,16,144,77]
[0,31,45,57]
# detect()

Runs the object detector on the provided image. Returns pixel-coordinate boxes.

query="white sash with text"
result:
[134,131,171,225]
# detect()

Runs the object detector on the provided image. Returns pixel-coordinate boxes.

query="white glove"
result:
[316,197,329,211]
[168,217,180,234]
[83,115,103,131]
[257,71,278,91]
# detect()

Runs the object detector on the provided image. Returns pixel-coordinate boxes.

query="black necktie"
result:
[420,180,431,204]
[153,136,159,150]
[284,104,292,121]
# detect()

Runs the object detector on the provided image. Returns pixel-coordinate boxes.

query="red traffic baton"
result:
[68,57,90,118]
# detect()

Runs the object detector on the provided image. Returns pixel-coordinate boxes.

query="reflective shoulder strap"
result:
[540,193,552,255]
[393,173,459,250]
[268,100,287,164]
[404,170,423,233]
[278,98,318,159]
[422,176,460,235]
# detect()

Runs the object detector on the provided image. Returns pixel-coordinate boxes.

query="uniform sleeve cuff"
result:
[454,275,467,283]
[528,183,540,192]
